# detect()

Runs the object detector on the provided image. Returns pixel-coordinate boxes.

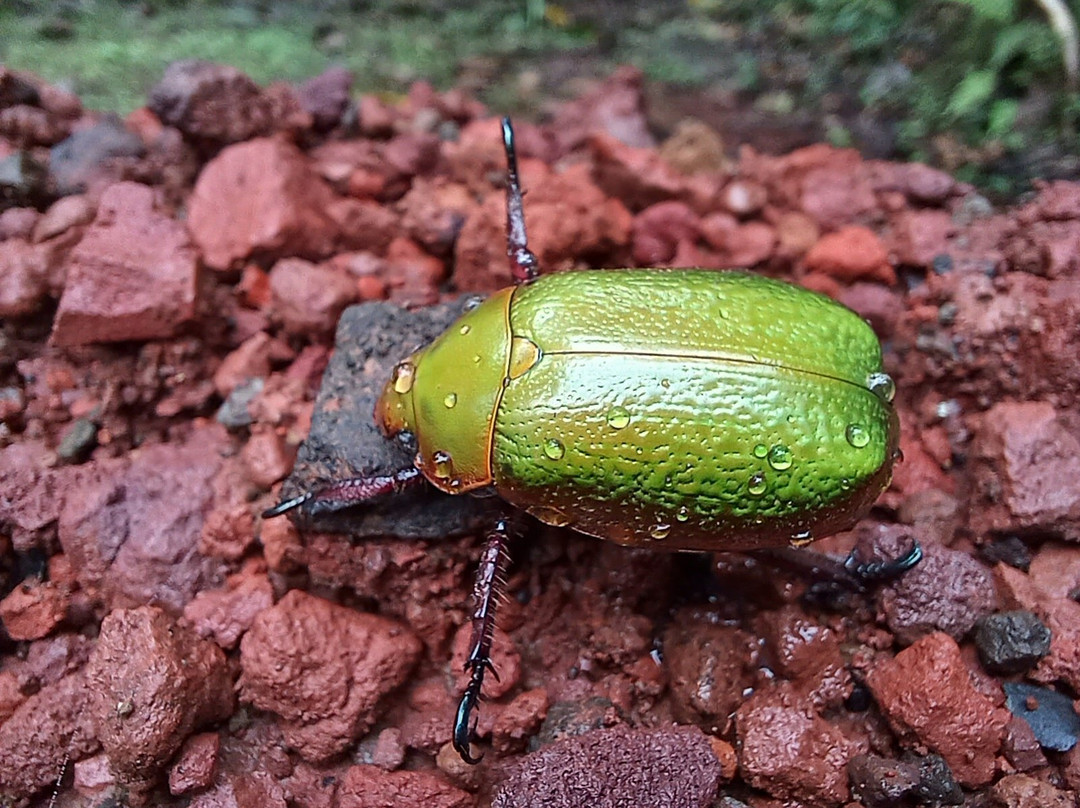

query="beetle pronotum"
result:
[266,117,920,763]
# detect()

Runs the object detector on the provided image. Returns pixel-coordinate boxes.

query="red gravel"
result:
[1,61,1080,807]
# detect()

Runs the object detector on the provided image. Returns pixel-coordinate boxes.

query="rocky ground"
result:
[1,60,1080,808]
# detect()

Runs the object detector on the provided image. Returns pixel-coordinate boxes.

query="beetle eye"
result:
[397,431,418,453]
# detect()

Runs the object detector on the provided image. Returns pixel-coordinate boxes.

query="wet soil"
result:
[2,61,1080,807]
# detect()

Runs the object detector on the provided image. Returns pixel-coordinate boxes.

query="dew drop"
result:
[508,337,541,379]
[531,506,571,527]
[747,472,767,497]
[463,295,485,311]
[649,523,671,541]
[443,392,457,409]
[867,372,896,402]
[767,444,793,471]
[845,423,870,448]
[753,443,768,459]
[459,324,471,335]
[543,438,565,460]
[606,406,630,429]
[840,477,852,491]
[791,529,813,547]
[675,506,690,522]
[432,450,453,479]
[660,378,671,389]
[391,361,415,394]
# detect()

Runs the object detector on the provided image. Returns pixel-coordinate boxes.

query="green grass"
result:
[0,0,592,112]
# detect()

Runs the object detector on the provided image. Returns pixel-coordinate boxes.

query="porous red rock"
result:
[492,688,550,754]
[492,725,727,808]
[0,671,99,800]
[32,193,94,243]
[184,567,274,649]
[451,624,521,701]
[268,257,357,336]
[57,426,231,611]
[866,631,1009,786]
[631,200,700,265]
[238,589,423,763]
[0,237,61,317]
[735,682,857,805]
[338,764,473,808]
[869,528,997,644]
[588,130,688,211]
[664,614,758,731]
[51,182,198,345]
[213,332,274,397]
[969,401,1080,541]
[990,773,1075,808]
[85,606,234,791]
[699,213,776,267]
[549,65,655,153]
[197,504,256,561]
[803,225,895,285]
[296,66,353,131]
[757,605,851,709]
[242,425,293,488]
[148,60,287,147]
[890,208,955,268]
[0,578,68,640]
[168,732,221,795]
[187,138,342,270]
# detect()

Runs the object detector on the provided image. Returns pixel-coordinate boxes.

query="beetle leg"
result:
[453,517,512,763]
[756,537,923,592]
[261,466,425,518]
[501,117,539,285]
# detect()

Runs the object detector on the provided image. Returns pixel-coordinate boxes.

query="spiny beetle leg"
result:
[453,516,513,763]
[757,537,923,593]
[261,466,425,519]
[501,117,539,285]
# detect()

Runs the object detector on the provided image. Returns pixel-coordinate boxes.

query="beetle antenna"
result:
[501,117,539,284]
[261,466,426,519]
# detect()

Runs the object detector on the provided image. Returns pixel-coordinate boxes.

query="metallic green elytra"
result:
[377,268,898,552]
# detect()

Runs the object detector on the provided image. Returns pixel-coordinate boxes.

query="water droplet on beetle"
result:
[543,438,565,460]
[443,392,457,408]
[649,523,671,540]
[867,372,896,402]
[753,443,768,459]
[531,506,571,527]
[508,336,541,379]
[840,478,852,491]
[791,529,813,547]
[606,406,630,429]
[767,444,793,470]
[391,361,415,394]
[748,472,767,497]
[463,295,484,311]
[472,354,482,364]
[846,423,870,448]
[660,378,671,388]
[676,506,690,522]
[459,324,471,335]
[432,450,453,478]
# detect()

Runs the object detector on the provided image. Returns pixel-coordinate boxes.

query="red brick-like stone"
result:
[803,225,895,285]
[51,182,198,345]
[85,606,234,791]
[339,764,473,808]
[0,579,68,640]
[168,732,221,795]
[239,590,423,763]
[188,138,342,270]
[866,632,1009,786]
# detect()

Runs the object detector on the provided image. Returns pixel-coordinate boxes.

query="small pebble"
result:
[974,610,1052,674]
[1004,682,1080,753]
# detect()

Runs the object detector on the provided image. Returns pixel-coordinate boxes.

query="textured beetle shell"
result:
[378,269,898,551]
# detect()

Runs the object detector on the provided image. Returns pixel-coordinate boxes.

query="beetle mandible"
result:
[265,117,920,763]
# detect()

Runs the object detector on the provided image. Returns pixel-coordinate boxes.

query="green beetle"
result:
[266,117,915,764]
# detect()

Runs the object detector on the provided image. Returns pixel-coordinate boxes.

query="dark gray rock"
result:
[974,610,1051,674]
[1004,682,1080,753]
[275,298,487,539]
